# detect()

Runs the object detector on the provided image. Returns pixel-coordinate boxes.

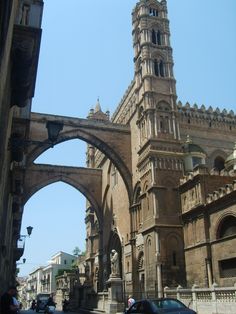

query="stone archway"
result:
[25,112,133,203]
[22,163,103,223]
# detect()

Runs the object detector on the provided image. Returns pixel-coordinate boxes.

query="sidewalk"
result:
[78,308,105,314]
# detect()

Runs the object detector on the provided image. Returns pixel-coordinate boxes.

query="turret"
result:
[183,135,206,172]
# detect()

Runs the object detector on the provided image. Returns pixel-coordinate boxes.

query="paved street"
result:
[20,310,95,314]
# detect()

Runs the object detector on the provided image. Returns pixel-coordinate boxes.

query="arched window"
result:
[152,29,156,44]
[138,251,144,270]
[146,238,152,266]
[214,156,225,172]
[157,30,161,45]
[154,59,159,76]
[154,59,165,77]
[134,186,141,204]
[217,215,236,239]
[159,60,164,77]
[152,30,161,45]
[167,235,180,268]
[149,8,158,17]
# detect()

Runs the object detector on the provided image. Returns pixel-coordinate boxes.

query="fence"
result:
[164,283,236,314]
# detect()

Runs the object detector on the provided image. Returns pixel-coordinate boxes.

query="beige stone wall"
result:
[185,246,208,287]
[181,173,236,287]
[210,203,236,286]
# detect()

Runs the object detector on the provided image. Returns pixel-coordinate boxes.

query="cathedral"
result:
[0,0,236,303]
[84,0,236,296]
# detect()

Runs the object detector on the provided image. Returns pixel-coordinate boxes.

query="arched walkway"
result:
[23,163,103,224]
[26,112,133,202]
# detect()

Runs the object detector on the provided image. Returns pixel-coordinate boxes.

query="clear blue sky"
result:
[18,0,236,276]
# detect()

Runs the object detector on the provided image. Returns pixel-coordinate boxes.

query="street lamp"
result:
[18,226,33,249]
[16,226,33,262]
[20,225,33,238]
[26,226,33,237]
[9,121,64,161]
[17,258,26,265]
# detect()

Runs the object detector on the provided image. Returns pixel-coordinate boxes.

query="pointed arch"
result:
[216,215,236,239]
[23,163,103,225]
[208,149,227,170]
[26,113,133,203]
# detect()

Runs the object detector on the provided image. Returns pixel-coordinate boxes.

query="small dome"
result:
[183,135,205,154]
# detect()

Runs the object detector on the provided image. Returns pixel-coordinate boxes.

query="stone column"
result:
[156,232,163,297]
[206,258,213,287]
[106,276,124,314]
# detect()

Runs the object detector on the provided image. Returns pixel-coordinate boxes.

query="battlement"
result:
[178,101,236,128]
[180,166,236,213]
[180,166,236,185]
[206,180,236,204]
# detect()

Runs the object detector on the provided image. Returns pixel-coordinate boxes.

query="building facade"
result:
[0,0,236,305]
[20,251,75,307]
[84,0,236,297]
[0,0,43,292]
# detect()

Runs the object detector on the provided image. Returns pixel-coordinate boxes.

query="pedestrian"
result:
[128,295,135,308]
[31,299,36,310]
[12,296,20,313]
[0,286,19,314]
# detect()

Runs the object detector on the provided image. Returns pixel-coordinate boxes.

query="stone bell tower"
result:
[131,0,186,295]
[132,0,180,142]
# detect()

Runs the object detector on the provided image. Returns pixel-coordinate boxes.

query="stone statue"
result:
[110,249,119,277]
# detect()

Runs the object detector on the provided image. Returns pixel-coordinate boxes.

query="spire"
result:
[94,98,101,113]
[87,98,110,122]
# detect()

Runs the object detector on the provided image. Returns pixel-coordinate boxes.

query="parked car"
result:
[124,298,197,314]
[36,293,51,312]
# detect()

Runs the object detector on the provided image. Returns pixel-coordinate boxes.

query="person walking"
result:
[0,286,19,314]
[128,295,135,308]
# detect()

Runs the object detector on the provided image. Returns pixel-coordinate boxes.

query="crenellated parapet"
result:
[177,101,236,130]
[180,165,236,213]
[206,180,236,204]
[180,166,236,185]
